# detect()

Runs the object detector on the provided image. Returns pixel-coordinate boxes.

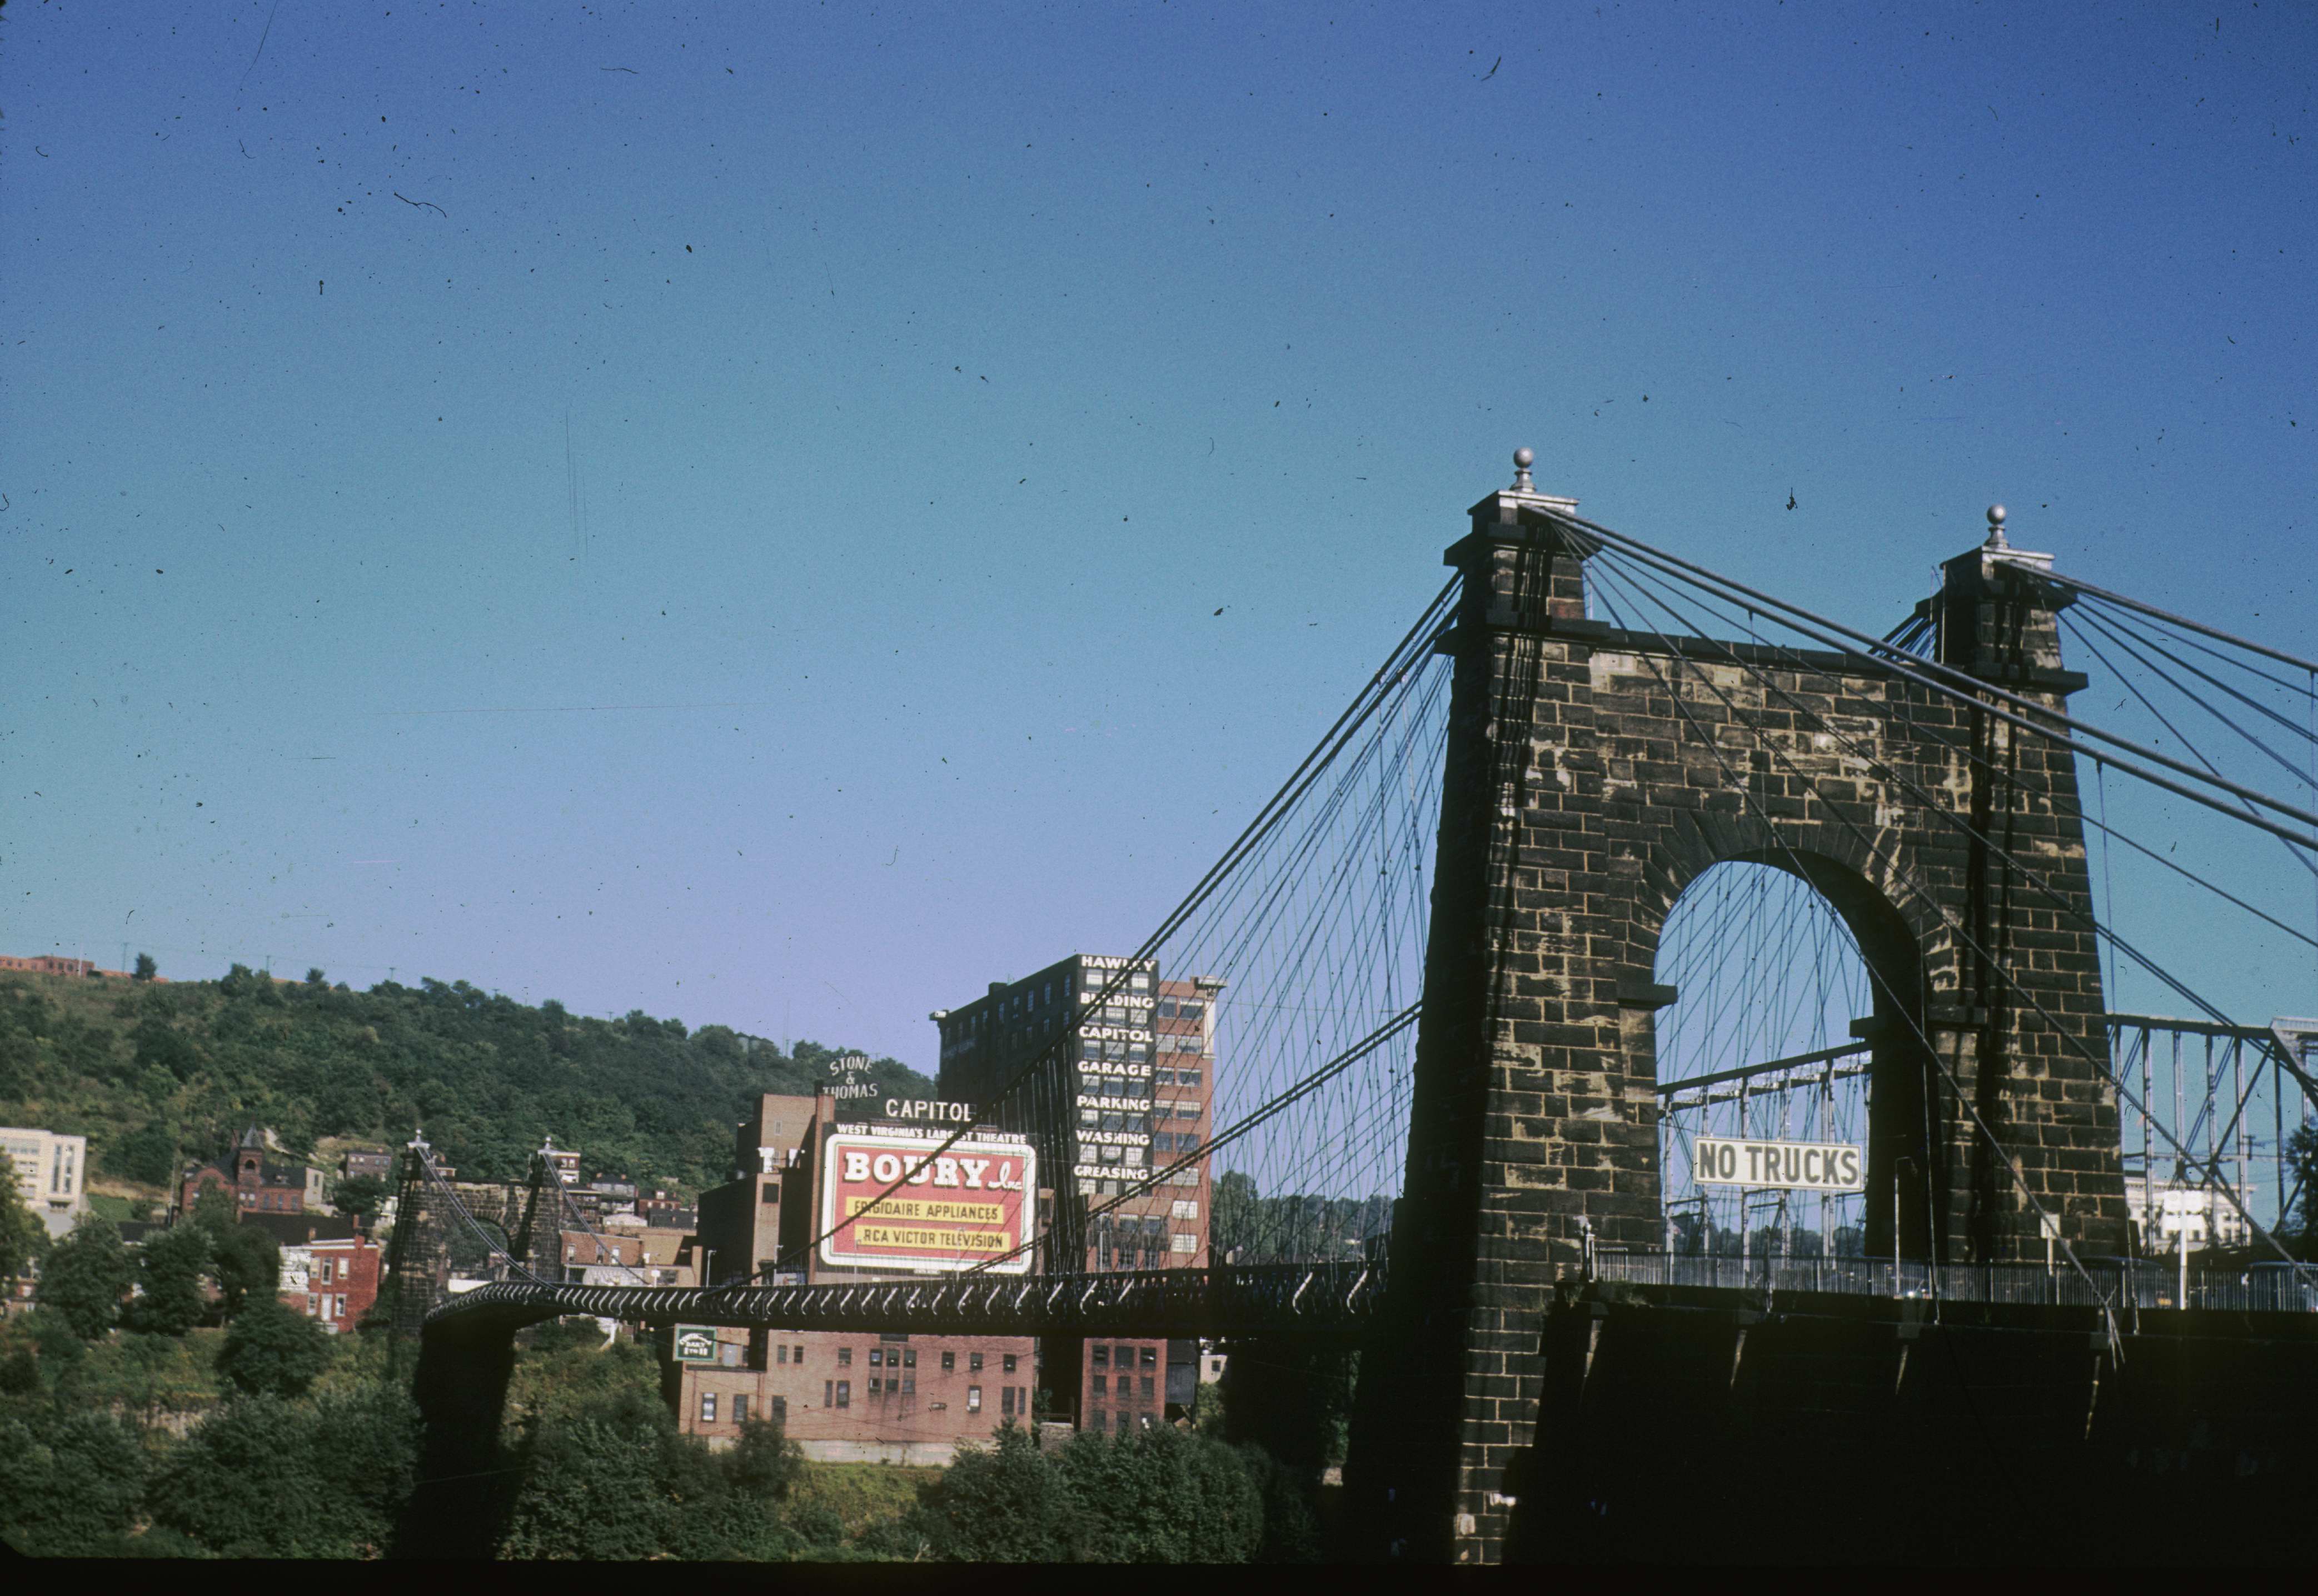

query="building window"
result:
[901,1375,915,1395]
[1172,1233,1197,1254]
[734,1395,750,1424]
[869,1376,881,1395]
[1002,1386,1016,1417]
[1091,1345,1108,1369]
[1090,1409,1107,1432]
[967,1386,981,1413]
[1140,1346,1158,1368]
[836,1381,851,1409]
[335,1295,347,1318]
[942,1351,955,1372]
[772,1395,787,1422]
[794,1345,804,1364]
[903,1348,916,1368]
[869,1348,884,1367]
[838,1346,852,1366]
[700,1393,717,1424]
[1091,1374,1106,1396]
[1141,1375,1155,1399]
[1003,1353,1018,1374]
[1172,1199,1199,1221]
[778,1344,789,1365]
[825,1381,834,1407]
[1177,1070,1202,1088]
[969,1352,984,1372]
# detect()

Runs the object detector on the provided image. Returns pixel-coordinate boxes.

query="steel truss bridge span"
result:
[425,1260,1385,1341]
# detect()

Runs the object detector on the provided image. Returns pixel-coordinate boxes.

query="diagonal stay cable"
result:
[2073,602,2318,758]
[2062,611,2318,883]
[750,577,1462,1288]
[2027,563,2318,678]
[1527,506,2318,847]
[1589,552,2315,1284]
[961,1001,1425,1274]
[1584,565,2128,1314]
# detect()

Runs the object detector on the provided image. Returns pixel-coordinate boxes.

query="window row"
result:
[1087,1410,1158,1433]
[1154,999,1206,1020]
[1088,1374,1158,1399]
[699,1393,789,1424]
[1154,1068,1203,1088]
[1091,1344,1162,1370]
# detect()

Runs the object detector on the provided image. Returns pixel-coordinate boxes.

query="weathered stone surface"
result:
[1345,489,2126,1565]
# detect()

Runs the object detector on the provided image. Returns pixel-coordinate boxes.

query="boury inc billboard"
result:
[817,1129,1036,1275]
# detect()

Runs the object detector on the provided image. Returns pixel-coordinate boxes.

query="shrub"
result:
[217,1298,333,1398]
[37,1217,131,1340]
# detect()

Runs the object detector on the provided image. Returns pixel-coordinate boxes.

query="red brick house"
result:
[276,1231,382,1333]
[180,1126,314,1217]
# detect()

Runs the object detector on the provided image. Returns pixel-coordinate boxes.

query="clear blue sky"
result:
[6,2,2312,1068]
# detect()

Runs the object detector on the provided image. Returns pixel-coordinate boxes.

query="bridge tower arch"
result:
[1344,462,2129,1563]
[1638,842,1938,1261]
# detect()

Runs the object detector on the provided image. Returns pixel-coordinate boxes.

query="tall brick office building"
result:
[934,954,1217,1431]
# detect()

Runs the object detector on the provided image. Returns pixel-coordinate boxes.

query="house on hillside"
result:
[180,1126,320,1218]
[275,1229,382,1333]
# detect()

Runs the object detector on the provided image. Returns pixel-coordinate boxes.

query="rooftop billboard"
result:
[817,1129,1036,1275]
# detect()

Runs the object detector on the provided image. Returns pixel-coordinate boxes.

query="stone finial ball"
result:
[1987,504,2007,527]
[1514,447,1535,470]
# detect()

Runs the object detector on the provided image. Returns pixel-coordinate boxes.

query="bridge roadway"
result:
[423,1259,1387,1341]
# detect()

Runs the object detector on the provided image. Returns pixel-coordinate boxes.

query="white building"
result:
[2,1126,89,1238]
[2130,1177,2251,1250]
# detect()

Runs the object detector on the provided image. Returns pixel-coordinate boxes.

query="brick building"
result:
[277,1231,382,1333]
[181,1127,320,1218]
[934,955,1218,1430]
[670,1091,1041,1463]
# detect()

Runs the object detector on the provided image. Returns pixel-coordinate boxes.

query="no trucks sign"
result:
[817,1130,1036,1275]
[1693,1137,1865,1191]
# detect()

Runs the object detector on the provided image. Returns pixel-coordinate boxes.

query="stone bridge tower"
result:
[1344,456,2129,1563]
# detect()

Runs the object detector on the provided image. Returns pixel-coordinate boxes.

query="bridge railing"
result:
[422,1259,1389,1338]
[1591,1251,2318,1314]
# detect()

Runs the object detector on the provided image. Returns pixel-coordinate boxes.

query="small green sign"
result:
[672,1324,719,1364]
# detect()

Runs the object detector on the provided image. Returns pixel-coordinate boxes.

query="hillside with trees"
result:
[0,965,935,1198]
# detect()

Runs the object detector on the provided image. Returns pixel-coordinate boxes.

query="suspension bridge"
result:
[389,456,2318,1561]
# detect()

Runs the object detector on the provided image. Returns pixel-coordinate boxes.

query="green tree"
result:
[1053,1422,1263,1563]
[216,1296,332,1398]
[1212,1170,1259,1261]
[123,1220,211,1335]
[0,1411,148,1555]
[914,1420,1081,1562]
[107,1119,179,1186]
[151,1394,326,1555]
[306,1381,422,1556]
[0,1164,47,1287]
[210,1223,280,1320]
[37,1216,130,1339]
[133,952,157,981]
[333,1173,390,1225]
[189,1182,243,1240]
[2290,1123,2318,1250]
[499,1395,673,1559]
